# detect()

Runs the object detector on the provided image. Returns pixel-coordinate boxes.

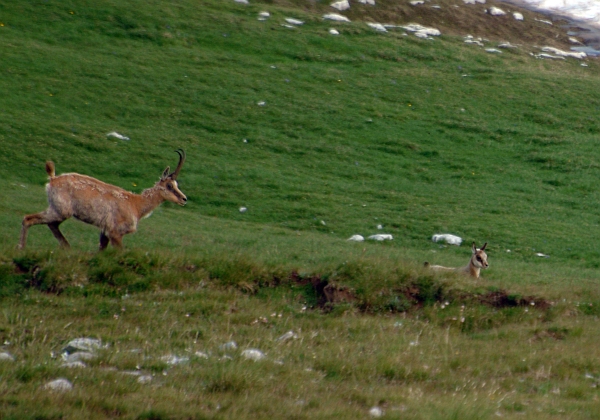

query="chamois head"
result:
[157,149,187,206]
[471,242,489,269]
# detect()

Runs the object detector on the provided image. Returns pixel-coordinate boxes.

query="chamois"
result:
[19,149,187,250]
[424,242,489,278]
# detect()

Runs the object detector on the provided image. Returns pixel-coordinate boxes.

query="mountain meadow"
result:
[3,0,600,418]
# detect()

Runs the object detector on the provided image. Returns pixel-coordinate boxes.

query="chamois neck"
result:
[139,186,166,218]
[467,257,481,278]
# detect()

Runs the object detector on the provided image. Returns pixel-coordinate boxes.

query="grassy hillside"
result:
[3,0,600,418]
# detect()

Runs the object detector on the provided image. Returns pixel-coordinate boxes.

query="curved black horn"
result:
[170,149,186,180]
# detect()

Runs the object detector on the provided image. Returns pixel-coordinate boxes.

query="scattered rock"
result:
[277,331,299,342]
[358,0,375,4]
[535,252,550,258]
[234,0,249,3]
[513,12,524,20]
[62,351,95,363]
[220,341,238,351]
[368,234,393,241]
[239,206,248,213]
[347,234,365,242]
[541,46,586,59]
[534,18,552,25]
[369,406,384,417]
[137,375,153,384]
[488,7,506,16]
[106,132,130,141]
[498,42,518,48]
[195,351,210,359]
[44,378,73,392]
[241,348,266,361]
[330,0,350,11]
[63,338,104,354]
[285,18,304,25]
[463,0,486,3]
[258,11,270,21]
[257,101,266,106]
[431,234,462,245]
[410,0,425,5]
[486,48,502,53]
[329,28,340,35]
[367,23,387,32]
[0,352,15,362]
[400,23,441,37]
[60,361,87,368]
[161,355,190,365]
[569,36,583,45]
[323,13,351,22]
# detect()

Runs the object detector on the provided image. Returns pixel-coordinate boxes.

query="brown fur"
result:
[425,242,489,278]
[19,150,186,250]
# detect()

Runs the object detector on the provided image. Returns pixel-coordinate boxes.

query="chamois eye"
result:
[476,257,482,262]
[167,184,173,191]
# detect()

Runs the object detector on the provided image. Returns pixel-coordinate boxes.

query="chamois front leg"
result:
[108,234,124,249]
[99,232,110,251]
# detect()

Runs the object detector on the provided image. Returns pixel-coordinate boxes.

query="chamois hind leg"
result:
[19,210,68,249]
[99,232,110,251]
[48,221,70,249]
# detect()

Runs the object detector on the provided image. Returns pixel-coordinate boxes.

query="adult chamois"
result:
[424,242,489,278]
[19,149,187,250]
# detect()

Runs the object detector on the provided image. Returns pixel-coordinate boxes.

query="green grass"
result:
[3,0,600,418]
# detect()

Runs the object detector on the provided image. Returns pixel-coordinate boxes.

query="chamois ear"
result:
[161,166,171,181]
[480,242,487,251]
[471,242,477,253]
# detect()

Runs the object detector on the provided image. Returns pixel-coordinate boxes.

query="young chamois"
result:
[19,149,187,251]
[424,242,489,278]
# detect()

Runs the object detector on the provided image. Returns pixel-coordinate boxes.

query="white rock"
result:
[534,18,552,25]
[62,351,95,362]
[358,0,375,4]
[513,12,524,20]
[241,349,266,361]
[369,406,384,417]
[569,36,583,45]
[239,206,247,213]
[106,132,130,141]
[465,39,484,46]
[536,252,550,258]
[541,46,586,59]
[285,18,304,25]
[44,378,73,392]
[488,7,506,15]
[498,42,518,48]
[410,0,425,5]
[195,351,210,359]
[63,338,104,354]
[220,341,238,351]
[431,234,462,246]
[534,53,565,60]
[463,0,486,4]
[323,13,351,22]
[60,361,87,368]
[161,355,190,365]
[331,0,350,11]
[257,101,266,106]
[137,375,153,384]
[347,234,365,242]
[234,0,248,3]
[258,11,270,18]
[0,352,15,362]
[277,331,299,342]
[367,23,387,32]
[368,234,393,241]
[329,28,340,35]
[486,48,502,53]
[401,24,441,37]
